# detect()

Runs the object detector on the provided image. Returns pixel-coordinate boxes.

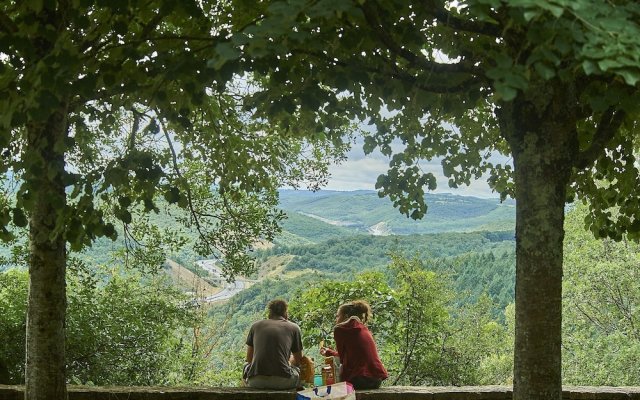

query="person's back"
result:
[321,300,387,390]
[246,318,301,378]
[334,316,387,385]
[244,299,303,389]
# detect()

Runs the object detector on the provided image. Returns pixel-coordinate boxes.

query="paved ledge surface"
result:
[1,385,640,399]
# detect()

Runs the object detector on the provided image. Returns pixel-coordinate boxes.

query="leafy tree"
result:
[217,1,640,398]
[0,2,344,397]
[478,303,515,385]
[562,204,640,385]
[0,268,28,384]
[0,265,199,386]
[65,264,197,386]
[288,271,397,351]
[443,294,511,385]
[288,255,509,386]
[385,255,451,385]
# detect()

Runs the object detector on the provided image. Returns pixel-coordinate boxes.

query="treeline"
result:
[277,190,516,235]
[257,231,516,312]
[262,231,515,274]
[2,205,639,386]
[0,265,203,385]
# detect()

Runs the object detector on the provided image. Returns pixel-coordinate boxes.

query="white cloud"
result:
[324,146,503,199]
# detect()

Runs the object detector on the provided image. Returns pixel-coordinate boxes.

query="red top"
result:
[325,317,388,383]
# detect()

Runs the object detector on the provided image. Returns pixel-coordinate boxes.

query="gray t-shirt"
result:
[246,318,303,378]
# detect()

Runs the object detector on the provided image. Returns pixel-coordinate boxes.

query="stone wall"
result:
[1,385,640,400]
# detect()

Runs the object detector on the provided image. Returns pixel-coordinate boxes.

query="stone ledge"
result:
[1,385,639,400]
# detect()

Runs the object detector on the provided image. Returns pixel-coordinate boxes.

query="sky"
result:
[323,139,506,199]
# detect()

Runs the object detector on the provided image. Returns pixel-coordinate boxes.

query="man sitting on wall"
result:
[243,299,303,389]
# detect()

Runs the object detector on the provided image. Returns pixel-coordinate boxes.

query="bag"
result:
[296,381,355,400]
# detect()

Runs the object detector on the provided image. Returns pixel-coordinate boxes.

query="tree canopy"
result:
[3,1,640,398]
[0,1,346,398]
[215,1,640,399]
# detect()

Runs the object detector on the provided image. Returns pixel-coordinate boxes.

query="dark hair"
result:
[338,300,372,324]
[268,299,288,318]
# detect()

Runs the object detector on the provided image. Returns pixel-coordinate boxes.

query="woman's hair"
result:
[268,299,288,318]
[338,300,372,324]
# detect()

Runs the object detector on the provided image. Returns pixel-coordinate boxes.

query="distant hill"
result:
[276,190,515,243]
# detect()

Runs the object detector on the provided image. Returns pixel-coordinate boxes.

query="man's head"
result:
[267,299,288,319]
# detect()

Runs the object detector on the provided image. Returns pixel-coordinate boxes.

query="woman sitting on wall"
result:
[320,300,388,389]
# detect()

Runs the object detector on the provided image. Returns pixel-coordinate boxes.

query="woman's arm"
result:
[320,347,339,357]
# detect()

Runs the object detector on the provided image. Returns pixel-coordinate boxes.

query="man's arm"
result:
[246,345,254,363]
[290,350,302,367]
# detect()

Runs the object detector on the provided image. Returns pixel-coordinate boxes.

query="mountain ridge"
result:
[276,189,515,243]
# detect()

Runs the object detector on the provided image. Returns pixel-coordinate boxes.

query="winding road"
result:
[195,260,247,302]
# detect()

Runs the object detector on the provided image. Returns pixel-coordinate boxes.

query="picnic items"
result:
[321,365,334,386]
[322,356,339,385]
[296,381,355,400]
[300,356,315,385]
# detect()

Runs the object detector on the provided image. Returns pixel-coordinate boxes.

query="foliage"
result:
[562,204,640,385]
[216,1,640,397]
[0,265,201,386]
[0,2,348,394]
[262,232,516,313]
[288,271,397,350]
[0,268,28,383]
[278,190,516,236]
[385,255,452,385]
[478,303,515,385]
[287,254,511,386]
[449,250,516,315]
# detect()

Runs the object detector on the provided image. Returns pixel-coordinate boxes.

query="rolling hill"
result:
[276,190,515,243]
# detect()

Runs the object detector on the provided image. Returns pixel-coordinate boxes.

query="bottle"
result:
[332,356,341,382]
[325,356,337,383]
[321,365,334,385]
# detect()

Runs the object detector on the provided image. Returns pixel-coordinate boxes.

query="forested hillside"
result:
[0,190,518,386]
[277,190,516,239]
[2,191,639,387]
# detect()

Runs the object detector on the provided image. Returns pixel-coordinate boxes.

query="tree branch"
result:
[0,11,17,34]
[156,113,210,253]
[420,0,501,37]
[359,3,479,76]
[128,109,141,151]
[574,107,626,169]
[294,49,485,94]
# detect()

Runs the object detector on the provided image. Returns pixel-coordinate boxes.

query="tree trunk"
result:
[25,108,69,400]
[502,85,578,400]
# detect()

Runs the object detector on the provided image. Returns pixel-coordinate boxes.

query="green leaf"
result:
[523,10,541,21]
[213,42,241,67]
[363,136,377,154]
[164,186,181,204]
[582,60,600,75]
[115,208,132,224]
[544,4,564,18]
[103,223,116,239]
[615,68,640,86]
[597,59,623,71]
[117,196,132,208]
[494,83,518,101]
[534,62,556,80]
[27,0,44,12]
[12,208,27,228]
